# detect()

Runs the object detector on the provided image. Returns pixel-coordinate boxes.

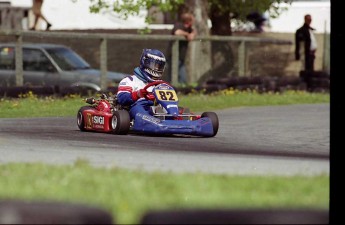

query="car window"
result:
[46,48,91,71]
[23,49,54,72]
[0,47,15,70]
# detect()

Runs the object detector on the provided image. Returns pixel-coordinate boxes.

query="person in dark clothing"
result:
[295,14,317,72]
[246,12,267,32]
[170,12,197,84]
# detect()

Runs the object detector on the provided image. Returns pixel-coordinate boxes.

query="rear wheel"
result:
[77,106,93,131]
[201,112,219,137]
[111,110,131,135]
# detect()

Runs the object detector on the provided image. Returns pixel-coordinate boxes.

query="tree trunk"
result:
[210,2,232,35]
[179,0,235,84]
[199,1,234,84]
[183,0,212,83]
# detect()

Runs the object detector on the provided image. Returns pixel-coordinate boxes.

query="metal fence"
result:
[0,30,293,90]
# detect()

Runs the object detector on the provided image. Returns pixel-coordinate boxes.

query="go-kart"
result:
[77,81,219,137]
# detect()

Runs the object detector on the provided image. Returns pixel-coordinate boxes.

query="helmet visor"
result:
[143,57,165,72]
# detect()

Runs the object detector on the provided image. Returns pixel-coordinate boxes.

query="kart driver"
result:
[116,48,167,119]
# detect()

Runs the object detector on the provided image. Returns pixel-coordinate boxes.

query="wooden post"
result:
[15,33,23,86]
[238,41,246,77]
[171,40,179,86]
[100,38,107,91]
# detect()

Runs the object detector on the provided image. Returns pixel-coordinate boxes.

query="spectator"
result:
[295,14,317,72]
[30,0,52,31]
[170,12,197,84]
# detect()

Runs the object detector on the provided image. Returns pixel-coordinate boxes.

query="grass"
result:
[0,89,330,224]
[181,88,329,112]
[0,161,329,224]
[0,89,330,118]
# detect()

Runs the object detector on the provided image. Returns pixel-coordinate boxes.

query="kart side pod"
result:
[77,106,131,135]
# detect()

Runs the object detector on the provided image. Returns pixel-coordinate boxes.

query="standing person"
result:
[295,14,317,72]
[171,12,197,84]
[30,0,52,31]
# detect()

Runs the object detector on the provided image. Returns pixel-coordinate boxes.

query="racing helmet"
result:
[139,49,166,82]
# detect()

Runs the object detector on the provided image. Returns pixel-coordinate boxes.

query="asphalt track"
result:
[0,104,329,176]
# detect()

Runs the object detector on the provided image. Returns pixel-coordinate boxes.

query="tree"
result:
[82,0,291,36]
[80,0,291,83]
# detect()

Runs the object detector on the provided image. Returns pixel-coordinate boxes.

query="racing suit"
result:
[117,67,156,119]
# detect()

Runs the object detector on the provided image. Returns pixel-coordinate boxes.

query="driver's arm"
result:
[117,77,148,105]
[117,77,136,106]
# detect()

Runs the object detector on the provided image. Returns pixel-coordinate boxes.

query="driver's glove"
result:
[131,89,148,101]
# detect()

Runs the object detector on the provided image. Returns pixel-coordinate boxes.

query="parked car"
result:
[0,43,128,95]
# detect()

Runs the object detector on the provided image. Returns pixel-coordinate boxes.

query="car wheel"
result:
[201,112,219,137]
[111,110,131,135]
[77,106,93,131]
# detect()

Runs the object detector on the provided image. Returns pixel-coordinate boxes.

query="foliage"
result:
[209,0,292,20]
[76,0,292,30]
[82,0,184,24]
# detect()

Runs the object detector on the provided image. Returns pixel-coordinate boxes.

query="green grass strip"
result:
[0,161,329,224]
[0,90,329,118]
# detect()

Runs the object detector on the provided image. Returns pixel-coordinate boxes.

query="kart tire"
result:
[201,112,219,137]
[77,106,93,131]
[111,110,131,135]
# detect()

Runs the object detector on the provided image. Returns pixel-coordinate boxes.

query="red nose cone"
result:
[96,100,111,113]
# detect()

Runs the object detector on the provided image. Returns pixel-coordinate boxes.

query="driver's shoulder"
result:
[120,75,137,84]
[132,75,147,85]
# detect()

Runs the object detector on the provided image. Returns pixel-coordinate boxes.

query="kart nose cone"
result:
[166,105,179,116]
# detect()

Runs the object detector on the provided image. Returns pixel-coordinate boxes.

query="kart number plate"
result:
[154,90,178,101]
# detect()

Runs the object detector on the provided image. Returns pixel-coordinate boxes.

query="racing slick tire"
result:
[111,110,131,135]
[201,112,219,137]
[77,106,93,131]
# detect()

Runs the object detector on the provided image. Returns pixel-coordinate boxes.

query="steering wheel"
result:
[142,80,171,101]
[143,80,170,91]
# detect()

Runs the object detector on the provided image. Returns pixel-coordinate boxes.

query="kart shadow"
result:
[128,132,203,138]
[73,129,203,138]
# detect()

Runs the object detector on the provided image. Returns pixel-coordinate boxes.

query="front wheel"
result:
[110,110,131,135]
[201,112,219,137]
[77,106,93,131]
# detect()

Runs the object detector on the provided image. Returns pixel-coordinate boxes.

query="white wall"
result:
[268,1,330,33]
[6,0,147,30]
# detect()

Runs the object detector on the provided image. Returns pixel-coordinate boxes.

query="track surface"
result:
[0,104,329,176]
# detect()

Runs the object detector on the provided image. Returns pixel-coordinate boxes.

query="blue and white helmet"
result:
[139,49,166,82]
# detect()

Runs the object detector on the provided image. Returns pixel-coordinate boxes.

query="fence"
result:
[0,30,294,90]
